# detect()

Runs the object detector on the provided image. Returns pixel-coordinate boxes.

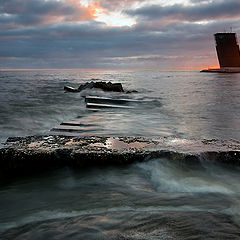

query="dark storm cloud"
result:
[126,0,240,21]
[1,0,240,69]
[2,16,240,69]
[0,0,95,27]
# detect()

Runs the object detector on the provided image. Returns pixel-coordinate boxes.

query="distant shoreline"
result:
[0,68,204,71]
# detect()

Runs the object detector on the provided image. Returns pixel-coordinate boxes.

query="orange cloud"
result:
[66,0,104,21]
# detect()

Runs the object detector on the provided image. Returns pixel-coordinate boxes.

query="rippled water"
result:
[1,159,240,239]
[0,70,240,239]
[0,70,240,145]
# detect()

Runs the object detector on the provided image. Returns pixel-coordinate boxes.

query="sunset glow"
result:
[95,11,136,27]
[79,0,136,27]
[1,0,240,69]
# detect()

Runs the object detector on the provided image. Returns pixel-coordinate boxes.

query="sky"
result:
[1,0,240,70]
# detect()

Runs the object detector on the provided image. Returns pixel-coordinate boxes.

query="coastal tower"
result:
[201,32,240,73]
[215,33,240,68]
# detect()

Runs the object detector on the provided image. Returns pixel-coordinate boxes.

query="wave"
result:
[137,158,240,194]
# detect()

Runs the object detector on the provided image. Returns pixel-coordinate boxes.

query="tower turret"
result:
[215,33,240,68]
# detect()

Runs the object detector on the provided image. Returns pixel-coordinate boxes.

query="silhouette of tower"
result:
[215,33,240,68]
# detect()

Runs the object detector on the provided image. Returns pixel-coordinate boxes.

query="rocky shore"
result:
[1,135,240,240]
[1,135,240,176]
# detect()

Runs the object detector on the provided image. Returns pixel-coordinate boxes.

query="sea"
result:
[0,70,240,239]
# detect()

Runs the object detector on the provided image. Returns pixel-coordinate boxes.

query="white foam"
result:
[137,158,236,194]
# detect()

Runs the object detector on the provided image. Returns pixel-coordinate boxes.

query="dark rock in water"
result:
[65,81,137,93]
[93,82,124,92]
[78,82,95,91]
[64,86,80,92]
[126,90,139,94]
[78,81,124,92]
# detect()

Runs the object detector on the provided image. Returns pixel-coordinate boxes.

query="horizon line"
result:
[0,66,218,71]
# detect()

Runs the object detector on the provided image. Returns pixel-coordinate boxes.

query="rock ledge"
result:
[1,136,240,175]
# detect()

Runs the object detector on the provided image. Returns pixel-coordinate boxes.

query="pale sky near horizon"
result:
[1,0,240,69]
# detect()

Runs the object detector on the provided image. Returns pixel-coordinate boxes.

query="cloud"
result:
[0,0,100,28]
[2,17,234,68]
[1,0,240,69]
[126,0,240,22]
[98,0,139,11]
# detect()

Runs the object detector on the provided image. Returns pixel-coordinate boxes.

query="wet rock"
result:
[201,151,240,165]
[78,81,124,92]
[78,82,95,91]
[6,136,23,142]
[64,81,140,93]
[94,82,124,92]
[0,136,240,177]
[64,86,80,92]
[126,90,139,94]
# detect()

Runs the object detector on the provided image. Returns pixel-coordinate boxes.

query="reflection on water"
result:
[208,73,240,138]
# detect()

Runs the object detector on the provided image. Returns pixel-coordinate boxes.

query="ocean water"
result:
[0,70,240,144]
[0,70,240,239]
[1,159,240,239]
